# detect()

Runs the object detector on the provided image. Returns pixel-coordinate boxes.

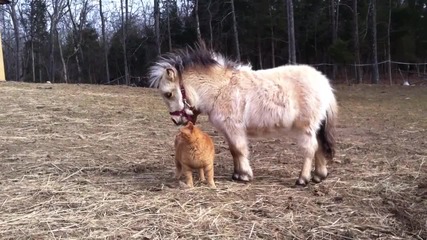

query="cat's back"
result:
[194,127,215,157]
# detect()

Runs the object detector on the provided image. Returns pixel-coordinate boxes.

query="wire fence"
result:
[104,75,144,86]
[311,60,427,85]
[104,60,427,87]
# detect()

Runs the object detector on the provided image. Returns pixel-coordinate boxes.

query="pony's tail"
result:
[317,98,338,161]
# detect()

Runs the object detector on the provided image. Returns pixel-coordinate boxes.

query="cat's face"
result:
[179,121,196,141]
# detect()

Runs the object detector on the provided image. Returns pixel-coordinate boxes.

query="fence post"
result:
[0,31,5,81]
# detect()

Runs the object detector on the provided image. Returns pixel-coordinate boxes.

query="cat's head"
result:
[179,121,197,141]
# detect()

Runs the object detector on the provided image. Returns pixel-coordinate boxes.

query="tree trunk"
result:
[256,3,262,69]
[335,0,340,36]
[230,0,240,61]
[166,1,172,51]
[271,34,275,68]
[57,30,68,83]
[269,4,275,67]
[47,0,68,83]
[9,2,21,81]
[121,0,129,85]
[99,0,110,83]
[207,0,213,49]
[125,0,129,85]
[49,24,56,82]
[195,0,201,40]
[74,46,82,83]
[353,0,362,83]
[38,53,42,83]
[331,0,337,43]
[258,35,263,69]
[154,0,161,55]
[387,0,392,85]
[335,0,340,79]
[67,0,84,83]
[31,40,35,82]
[331,0,337,79]
[371,0,379,84]
[287,0,296,64]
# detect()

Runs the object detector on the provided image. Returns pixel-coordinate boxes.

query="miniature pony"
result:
[150,42,337,186]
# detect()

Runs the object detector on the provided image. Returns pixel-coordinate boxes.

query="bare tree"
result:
[255,2,262,69]
[230,0,240,61]
[269,3,275,67]
[353,0,362,83]
[67,0,90,83]
[154,0,161,55]
[287,0,296,64]
[195,0,201,40]
[387,0,392,85]
[47,0,67,83]
[31,34,36,82]
[331,0,337,78]
[371,0,379,84]
[57,28,68,83]
[120,0,129,85]
[166,0,172,51]
[207,0,213,49]
[99,0,110,83]
[18,5,34,82]
[6,1,21,81]
[331,0,337,44]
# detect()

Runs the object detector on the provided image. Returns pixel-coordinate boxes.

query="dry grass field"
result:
[0,82,426,239]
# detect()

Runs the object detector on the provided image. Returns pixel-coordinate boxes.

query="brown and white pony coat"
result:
[149,44,338,186]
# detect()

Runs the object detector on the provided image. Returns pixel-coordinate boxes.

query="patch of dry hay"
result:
[0,82,426,239]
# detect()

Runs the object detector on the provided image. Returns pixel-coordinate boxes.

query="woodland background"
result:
[1,0,426,86]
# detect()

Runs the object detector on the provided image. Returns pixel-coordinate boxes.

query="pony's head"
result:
[148,42,252,125]
[148,61,191,125]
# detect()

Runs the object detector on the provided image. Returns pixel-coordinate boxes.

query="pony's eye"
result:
[164,92,173,99]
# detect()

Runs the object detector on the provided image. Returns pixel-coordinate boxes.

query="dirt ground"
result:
[0,82,426,239]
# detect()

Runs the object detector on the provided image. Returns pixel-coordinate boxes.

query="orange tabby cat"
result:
[174,121,216,188]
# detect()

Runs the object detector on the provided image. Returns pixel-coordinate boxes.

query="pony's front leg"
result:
[296,132,318,186]
[225,132,253,182]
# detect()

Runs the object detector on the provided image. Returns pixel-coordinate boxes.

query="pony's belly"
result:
[246,126,290,138]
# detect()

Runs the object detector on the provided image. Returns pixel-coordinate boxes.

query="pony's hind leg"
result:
[312,146,328,183]
[225,132,253,182]
[296,131,318,186]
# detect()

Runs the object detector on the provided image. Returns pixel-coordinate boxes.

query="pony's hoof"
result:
[312,172,328,184]
[295,178,309,187]
[311,175,323,184]
[232,173,252,182]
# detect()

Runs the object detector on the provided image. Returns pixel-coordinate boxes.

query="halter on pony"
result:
[169,83,199,124]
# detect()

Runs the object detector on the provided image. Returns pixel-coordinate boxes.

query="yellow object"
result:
[0,31,5,81]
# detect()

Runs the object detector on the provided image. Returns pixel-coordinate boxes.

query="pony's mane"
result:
[148,43,252,88]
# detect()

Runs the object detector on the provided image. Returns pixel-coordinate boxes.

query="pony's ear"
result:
[166,68,177,82]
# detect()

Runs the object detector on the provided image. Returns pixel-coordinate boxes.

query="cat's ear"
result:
[186,121,194,131]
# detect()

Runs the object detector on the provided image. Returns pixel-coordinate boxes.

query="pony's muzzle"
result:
[170,109,193,125]
[171,116,186,125]
[171,117,179,125]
